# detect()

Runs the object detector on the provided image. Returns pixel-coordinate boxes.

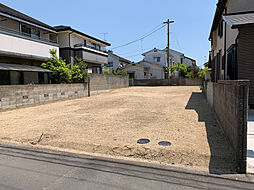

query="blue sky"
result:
[1,0,217,67]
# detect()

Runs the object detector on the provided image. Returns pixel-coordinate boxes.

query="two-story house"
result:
[107,51,132,72]
[142,48,196,68]
[0,3,58,85]
[209,0,254,106]
[54,25,111,74]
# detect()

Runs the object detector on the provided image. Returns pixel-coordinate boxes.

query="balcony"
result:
[74,44,108,65]
[0,26,59,59]
[74,43,107,54]
[0,25,57,44]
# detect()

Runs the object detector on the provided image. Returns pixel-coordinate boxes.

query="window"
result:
[227,45,237,80]
[106,62,113,67]
[95,44,100,51]
[84,40,87,47]
[91,43,101,51]
[92,66,101,74]
[31,28,40,39]
[10,71,22,85]
[144,72,147,76]
[216,50,221,81]
[38,72,44,84]
[153,57,161,62]
[21,24,31,37]
[218,20,223,38]
[128,73,135,79]
[21,25,40,39]
[0,70,10,85]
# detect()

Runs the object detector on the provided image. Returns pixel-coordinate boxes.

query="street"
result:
[0,143,253,190]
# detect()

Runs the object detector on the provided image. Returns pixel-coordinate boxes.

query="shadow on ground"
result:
[185,92,236,174]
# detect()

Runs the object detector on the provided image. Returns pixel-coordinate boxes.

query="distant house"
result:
[142,48,196,68]
[107,51,132,72]
[55,25,111,74]
[208,0,254,106]
[123,60,166,79]
[123,63,146,79]
[0,3,58,85]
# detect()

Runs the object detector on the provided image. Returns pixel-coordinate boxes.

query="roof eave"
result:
[55,26,111,46]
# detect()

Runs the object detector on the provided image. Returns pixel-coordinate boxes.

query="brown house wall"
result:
[238,27,254,106]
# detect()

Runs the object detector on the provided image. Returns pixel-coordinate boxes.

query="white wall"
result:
[183,58,193,67]
[124,65,144,79]
[143,49,192,67]
[108,53,120,71]
[169,50,182,65]
[0,33,59,58]
[143,51,167,66]
[57,32,69,47]
[139,61,165,79]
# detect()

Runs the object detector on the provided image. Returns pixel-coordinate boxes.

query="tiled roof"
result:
[0,3,55,31]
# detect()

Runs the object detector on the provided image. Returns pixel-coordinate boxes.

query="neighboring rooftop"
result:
[108,51,132,64]
[54,25,111,46]
[0,3,56,31]
[223,11,254,28]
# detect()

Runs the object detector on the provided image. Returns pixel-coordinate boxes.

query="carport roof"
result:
[0,63,52,72]
[223,11,254,29]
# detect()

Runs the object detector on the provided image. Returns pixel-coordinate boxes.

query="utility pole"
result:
[163,19,174,78]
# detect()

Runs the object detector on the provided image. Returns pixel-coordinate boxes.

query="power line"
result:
[111,23,166,50]
[125,53,144,58]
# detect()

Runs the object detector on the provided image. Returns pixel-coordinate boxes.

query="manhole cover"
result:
[137,138,150,144]
[158,141,171,146]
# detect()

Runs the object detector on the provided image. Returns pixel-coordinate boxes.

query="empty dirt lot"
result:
[0,86,235,173]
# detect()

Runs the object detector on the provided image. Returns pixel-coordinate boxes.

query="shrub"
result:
[41,49,71,84]
[116,70,127,76]
[71,57,88,83]
[104,67,112,75]
[198,67,211,79]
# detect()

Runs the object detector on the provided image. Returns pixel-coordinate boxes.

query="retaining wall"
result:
[204,80,250,173]
[134,78,202,86]
[0,74,129,110]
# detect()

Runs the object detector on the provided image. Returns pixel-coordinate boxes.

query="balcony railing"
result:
[74,43,107,54]
[0,25,57,44]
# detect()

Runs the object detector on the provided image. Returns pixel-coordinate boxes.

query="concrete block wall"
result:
[204,80,250,173]
[90,74,129,94]
[0,84,88,110]
[0,74,129,110]
[133,78,203,86]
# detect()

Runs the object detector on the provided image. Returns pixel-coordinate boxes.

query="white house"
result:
[123,60,165,79]
[142,48,196,67]
[0,3,58,85]
[123,63,146,79]
[107,51,132,72]
[55,25,111,74]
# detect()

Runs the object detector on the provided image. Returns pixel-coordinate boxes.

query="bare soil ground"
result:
[0,86,235,173]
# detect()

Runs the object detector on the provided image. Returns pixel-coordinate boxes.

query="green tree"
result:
[116,70,127,76]
[71,57,88,83]
[104,66,112,75]
[198,67,211,79]
[41,49,71,84]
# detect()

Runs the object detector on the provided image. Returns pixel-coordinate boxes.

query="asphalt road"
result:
[0,143,253,190]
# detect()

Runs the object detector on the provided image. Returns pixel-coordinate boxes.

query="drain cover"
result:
[158,141,171,146]
[137,138,150,144]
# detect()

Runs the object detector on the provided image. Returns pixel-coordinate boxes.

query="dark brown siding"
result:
[238,27,254,106]
[59,48,74,66]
